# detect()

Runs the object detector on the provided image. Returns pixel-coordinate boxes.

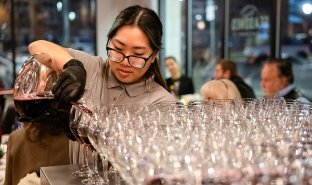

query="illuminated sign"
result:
[231,5,269,32]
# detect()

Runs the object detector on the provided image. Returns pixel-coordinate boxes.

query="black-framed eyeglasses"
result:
[106,47,154,69]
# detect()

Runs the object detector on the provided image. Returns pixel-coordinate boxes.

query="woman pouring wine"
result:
[14,5,176,184]
[27,5,176,110]
[4,54,72,185]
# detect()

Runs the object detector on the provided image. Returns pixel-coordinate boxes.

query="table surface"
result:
[0,155,5,185]
[40,164,121,185]
[0,139,8,185]
[40,165,82,185]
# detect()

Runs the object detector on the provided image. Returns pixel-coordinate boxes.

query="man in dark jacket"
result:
[165,56,194,97]
[214,59,256,99]
[261,58,310,103]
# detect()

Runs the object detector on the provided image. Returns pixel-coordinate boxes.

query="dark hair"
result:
[25,105,70,143]
[107,5,168,91]
[264,58,294,84]
[218,59,238,77]
[26,122,65,143]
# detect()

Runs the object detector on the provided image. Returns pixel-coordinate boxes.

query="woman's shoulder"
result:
[7,127,27,152]
[9,127,26,139]
[150,83,177,102]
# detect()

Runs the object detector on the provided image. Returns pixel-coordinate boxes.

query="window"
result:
[280,0,312,99]
[0,0,96,88]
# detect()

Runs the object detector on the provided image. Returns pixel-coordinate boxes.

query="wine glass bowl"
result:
[13,53,58,118]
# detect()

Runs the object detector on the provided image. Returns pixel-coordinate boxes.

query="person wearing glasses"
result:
[27,5,176,109]
[165,56,194,98]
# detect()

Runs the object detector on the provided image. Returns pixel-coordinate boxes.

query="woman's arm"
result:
[29,40,86,104]
[28,40,74,72]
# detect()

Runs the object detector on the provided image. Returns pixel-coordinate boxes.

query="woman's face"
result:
[108,25,155,84]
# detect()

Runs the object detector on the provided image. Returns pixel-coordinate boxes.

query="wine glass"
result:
[13,53,58,119]
[76,98,106,185]
[87,106,110,185]
[69,106,92,178]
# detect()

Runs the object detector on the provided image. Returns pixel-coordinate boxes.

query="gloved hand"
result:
[52,59,86,105]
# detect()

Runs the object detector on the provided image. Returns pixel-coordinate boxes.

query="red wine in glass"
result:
[80,136,92,145]
[70,124,84,143]
[14,95,55,118]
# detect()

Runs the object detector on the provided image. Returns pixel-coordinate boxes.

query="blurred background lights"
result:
[197,20,206,30]
[302,3,312,14]
[56,1,62,12]
[195,14,202,21]
[206,5,216,21]
[68,11,76,21]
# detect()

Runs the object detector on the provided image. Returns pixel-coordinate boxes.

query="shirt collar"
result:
[107,66,156,97]
[276,84,295,97]
[125,76,155,97]
[107,68,121,88]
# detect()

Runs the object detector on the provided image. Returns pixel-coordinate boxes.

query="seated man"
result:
[260,58,310,103]
[165,56,194,97]
[0,78,5,121]
[214,59,256,99]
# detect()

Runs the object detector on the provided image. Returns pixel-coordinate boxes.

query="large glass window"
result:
[0,0,96,88]
[0,0,12,88]
[227,0,272,97]
[280,0,312,99]
[191,0,224,93]
[160,0,312,98]
[162,0,187,78]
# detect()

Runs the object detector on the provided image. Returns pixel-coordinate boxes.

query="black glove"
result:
[52,59,86,105]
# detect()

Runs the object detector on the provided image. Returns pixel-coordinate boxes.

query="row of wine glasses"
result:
[71,98,311,185]
[69,98,109,185]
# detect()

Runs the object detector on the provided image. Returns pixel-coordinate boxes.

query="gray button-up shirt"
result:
[68,49,176,108]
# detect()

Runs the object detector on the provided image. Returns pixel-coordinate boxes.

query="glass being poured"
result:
[13,53,93,118]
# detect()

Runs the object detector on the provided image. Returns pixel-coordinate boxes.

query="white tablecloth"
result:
[0,153,6,185]
[0,134,9,185]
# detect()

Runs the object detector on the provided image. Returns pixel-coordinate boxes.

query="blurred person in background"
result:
[214,59,256,99]
[200,79,242,101]
[165,56,194,97]
[4,103,71,185]
[0,102,18,136]
[0,78,4,117]
[260,58,310,103]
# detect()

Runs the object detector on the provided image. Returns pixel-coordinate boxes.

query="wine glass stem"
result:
[101,156,109,184]
[82,144,89,169]
[114,170,121,185]
[92,149,100,176]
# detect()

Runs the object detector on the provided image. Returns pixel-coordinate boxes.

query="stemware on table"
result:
[69,98,311,185]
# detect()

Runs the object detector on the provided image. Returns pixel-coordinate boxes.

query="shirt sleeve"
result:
[67,48,106,90]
